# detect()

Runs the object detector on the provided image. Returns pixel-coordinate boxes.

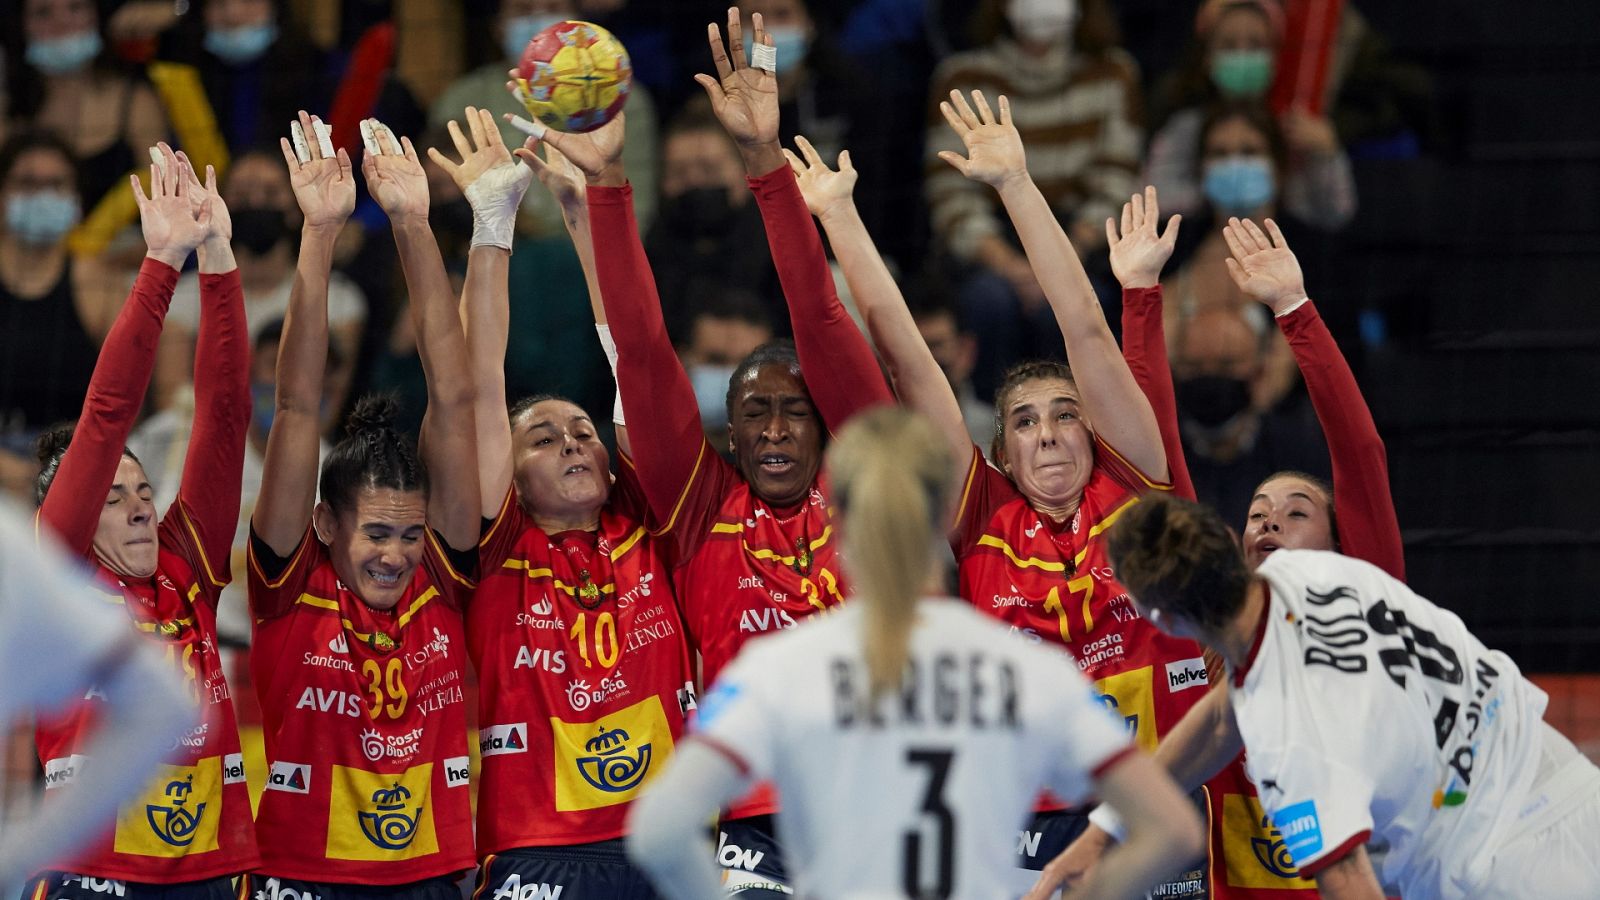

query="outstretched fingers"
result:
[794,134,826,168]
[948,89,981,131]
[707,22,733,81]
[726,7,747,72]
[1264,218,1289,250]
[782,147,806,175]
[970,90,996,126]
[935,150,970,177]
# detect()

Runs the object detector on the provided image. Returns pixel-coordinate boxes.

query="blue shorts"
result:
[20,874,237,900]
[249,874,460,900]
[1014,790,1210,899]
[715,816,791,896]
[473,841,656,900]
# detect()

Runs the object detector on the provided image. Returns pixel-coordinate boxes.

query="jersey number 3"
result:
[903,748,955,899]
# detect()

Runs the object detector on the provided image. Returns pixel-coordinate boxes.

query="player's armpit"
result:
[1308,843,1384,900]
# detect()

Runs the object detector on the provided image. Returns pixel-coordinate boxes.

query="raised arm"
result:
[254,113,355,557]
[784,138,971,495]
[938,90,1167,482]
[428,106,534,519]
[40,144,207,553]
[364,120,480,552]
[535,100,719,530]
[695,9,894,432]
[1108,186,1196,501]
[1223,218,1404,578]
[173,155,249,573]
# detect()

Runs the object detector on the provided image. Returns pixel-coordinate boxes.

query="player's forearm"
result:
[461,244,515,517]
[276,226,337,415]
[1121,286,1196,502]
[1159,684,1242,792]
[995,176,1100,340]
[1312,847,1386,900]
[181,268,250,559]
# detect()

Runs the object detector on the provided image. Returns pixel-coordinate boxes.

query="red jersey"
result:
[470,473,694,854]
[247,527,475,884]
[33,504,259,882]
[954,440,1206,757]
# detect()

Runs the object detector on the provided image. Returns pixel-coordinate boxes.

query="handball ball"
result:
[514,20,632,134]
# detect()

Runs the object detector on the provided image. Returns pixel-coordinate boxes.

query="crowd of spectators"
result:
[0,0,1430,582]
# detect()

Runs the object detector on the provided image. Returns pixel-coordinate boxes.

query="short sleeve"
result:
[2,511,133,714]
[951,446,1019,556]
[166,273,202,331]
[689,654,778,782]
[1246,740,1376,877]
[1035,654,1136,805]
[478,487,530,573]
[1092,435,1172,496]
[247,524,319,620]
[424,528,478,610]
[326,274,369,328]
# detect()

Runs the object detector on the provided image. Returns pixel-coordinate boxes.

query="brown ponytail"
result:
[827,408,956,699]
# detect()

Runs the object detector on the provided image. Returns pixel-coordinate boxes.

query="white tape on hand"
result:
[148,146,167,173]
[290,121,311,163]
[751,41,777,73]
[507,114,547,140]
[313,118,334,158]
[359,119,379,157]
[377,122,399,154]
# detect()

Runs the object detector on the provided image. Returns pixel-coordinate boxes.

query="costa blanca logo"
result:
[358,782,421,851]
[1165,657,1209,693]
[492,875,564,900]
[566,671,629,712]
[267,761,311,794]
[359,726,424,763]
[223,752,246,784]
[445,756,470,788]
[145,774,206,847]
[575,725,652,794]
[1250,812,1302,879]
[479,723,529,757]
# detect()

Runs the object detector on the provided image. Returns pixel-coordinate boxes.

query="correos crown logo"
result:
[576,725,652,794]
[359,782,422,850]
[146,774,206,847]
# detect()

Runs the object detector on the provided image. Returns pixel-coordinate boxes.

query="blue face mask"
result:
[204,22,279,65]
[688,364,737,430]
[5,191,81,245]
[250,382,276,438]
[765,26,810,75]
[26,30,103,75]
[1203,156,1275,216]
[503,14,569,63]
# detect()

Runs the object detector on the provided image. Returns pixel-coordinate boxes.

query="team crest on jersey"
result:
[144,773,206,847]
[113,759,222,856]
[1220,793,1317,889]
[369,631,397,653]
[551,696,673,811]
[326,763,438,861]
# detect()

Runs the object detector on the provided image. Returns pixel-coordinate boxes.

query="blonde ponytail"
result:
[827,408,957,700]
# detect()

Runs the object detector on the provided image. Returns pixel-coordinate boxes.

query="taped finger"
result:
[359,119,380,156]
[750,41,776,73]
[314,118,334,158]
[507,114,548,140]
[290,121,311,163]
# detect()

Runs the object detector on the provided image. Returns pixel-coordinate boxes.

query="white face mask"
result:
[1006,0,1078,45]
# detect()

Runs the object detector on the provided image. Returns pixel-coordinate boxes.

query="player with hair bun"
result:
[247,113,478,897]
[535,7,895,892]
[25,142,258,900]
[1103,493,1600,900]
[625,407,1205,900]
[431,105,694,899]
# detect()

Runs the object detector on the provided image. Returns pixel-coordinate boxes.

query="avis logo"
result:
[492,875,563,900]
[575,725,651,794]
[145,775,206,847]
[359,782,422,850]
[1250,813,1301,879]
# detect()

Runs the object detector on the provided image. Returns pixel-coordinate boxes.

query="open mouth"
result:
[1254,540,1281,557]
[367,569,404,588]
[758,453,795,475]
[563,463,591,476]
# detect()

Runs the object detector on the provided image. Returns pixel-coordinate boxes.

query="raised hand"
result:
[279,111,355,230]
[502,101,627,181]
[783,135,857,221]
[132,143,210,268]
[693,8,780,152]
[428,106,531,250]
[1106,186,1181,290]
[517,139,588,213]
[360,119,429,223]
[171,147,230,245]
[937,90,1028,190]
[1222,217,1307,315]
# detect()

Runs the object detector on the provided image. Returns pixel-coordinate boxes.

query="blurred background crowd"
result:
[0,0,1595,743]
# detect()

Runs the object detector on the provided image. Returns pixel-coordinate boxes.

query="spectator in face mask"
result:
[677,288,775,448]
[429,0,660,237]
[924,0,1141,400]
[1142,0,1356,229]
[2,0,171,213]
[646,107,782,343]
[153,148,367,431]
[0,130,130,499]
[1168,306,1326,529]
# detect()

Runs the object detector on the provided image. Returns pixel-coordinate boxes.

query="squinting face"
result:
[1243,475,1334,569]
[511,400,611,524]
[315,487,428,610]
[998,377,1095,513]
[92,455,159,579]
[730,363,822,508]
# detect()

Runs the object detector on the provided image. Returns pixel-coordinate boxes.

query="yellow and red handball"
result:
[513,20,632,134]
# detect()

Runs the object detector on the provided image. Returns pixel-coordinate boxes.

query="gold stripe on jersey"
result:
[292,587,441,645]
[425,528,477,589]
[953,447,983,525]
[479,489,518,550]
[609,525,647,561]
[651,441,712,537]
[707,524,835,569]
[975,495,1143,574]
[1096,440,1173,492]
[175,501,226,588]
[249,529,313,591]
[500,559,618,598]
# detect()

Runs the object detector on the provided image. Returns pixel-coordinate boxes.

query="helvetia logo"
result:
[574,725,651,794]
[1165,657,1209,693]
[445,756,470,788]
[1249,813,1301,878]
[223,752,246,784]
[358,782,422,850]
[479,723,529,757]
[676,681,698,715]
[267,760,311,794]
[145,774,206,847]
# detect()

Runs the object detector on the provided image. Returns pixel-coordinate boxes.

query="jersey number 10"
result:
[903,747,955,899]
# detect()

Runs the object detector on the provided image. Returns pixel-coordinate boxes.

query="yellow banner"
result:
[325,763,438,861]
[1092,666,1157,751]
[552,695,674,812]
[113,758,222,856]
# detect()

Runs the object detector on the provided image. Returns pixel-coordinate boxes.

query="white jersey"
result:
[692,598,1132,900]
[1235,550,1549,900]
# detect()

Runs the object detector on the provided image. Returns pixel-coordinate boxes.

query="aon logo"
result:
[717,831,766,871]
[492,875,563,900]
